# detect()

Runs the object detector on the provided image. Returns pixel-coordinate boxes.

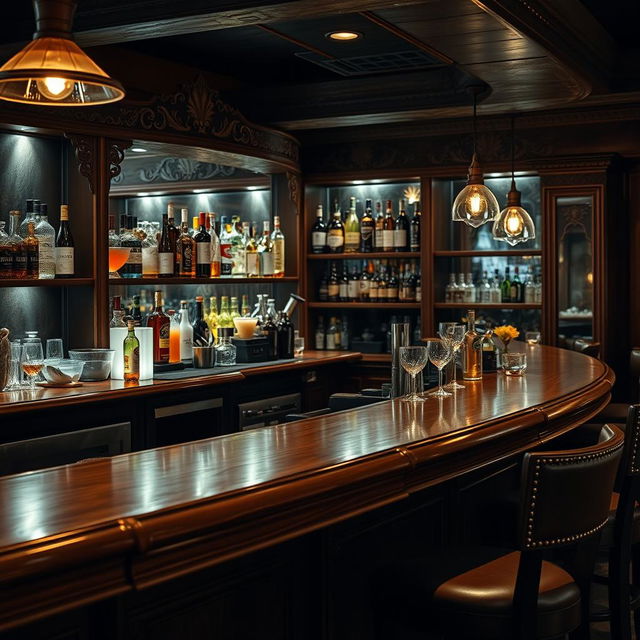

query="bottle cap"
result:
[199,212,207,226]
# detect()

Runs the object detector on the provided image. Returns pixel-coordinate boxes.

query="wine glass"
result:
[108,246,130,278]
[427,339,453,398]
[439,322,466,390]
[399,346,428,402]
[21,342,44,392]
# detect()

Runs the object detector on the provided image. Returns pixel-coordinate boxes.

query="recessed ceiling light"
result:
[326,31,361,41]
[131,147,147,153]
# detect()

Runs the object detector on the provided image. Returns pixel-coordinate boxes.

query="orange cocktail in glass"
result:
[109,247,130,278]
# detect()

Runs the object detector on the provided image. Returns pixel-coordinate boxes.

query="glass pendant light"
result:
[0,0,125,107]
[452,89,499,228]
[492,118,536,246]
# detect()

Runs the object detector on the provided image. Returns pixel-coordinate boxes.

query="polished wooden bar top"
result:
[0,350,360,414]
[0,346,614,630]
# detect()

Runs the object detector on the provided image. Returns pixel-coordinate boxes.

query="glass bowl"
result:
[42,359,85,384]
[68,349,115,381]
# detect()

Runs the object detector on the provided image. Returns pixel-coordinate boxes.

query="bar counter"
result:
[0,345,614,634]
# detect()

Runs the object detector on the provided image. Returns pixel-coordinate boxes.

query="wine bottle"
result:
[394,198,410,252]
[192,295,211,346]
[382,200,394,252]
[374,201,384,249]
[328,261,340,302]
[55,204,74,277]
[326,203,345,253]
[311,205,327,254]
[158,213,174,277]
[344,196,360,253]
[272,215,285,277]
[360,199,374,252]
[410,201,421,251]
[147,291,170,364]
[177,208,196,277]
[194,212,212,277]
[123,320,140,383]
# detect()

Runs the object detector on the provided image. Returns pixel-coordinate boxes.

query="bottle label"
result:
[387,285,399,299]
[142,246,159,276]
[393,229,407,249]
[180,244,193,271]
[124,347,139,374]
[359,279,370,295]
[312,231,327,249]
[410,228,420,251]
[339,282,348,299]
[369,283,378,300]
[315,332,324,349]
[360,223,374,242]
[158,323,170,351]
[326,333,336,350]
[181,335,193,359]
[273,238,285,273]
[375,228,384,248]
[55,247,74,275]
[158,252,174,275]
[211,240,221,263]
[246,252,260,276]
[261,251,274,276]
[382,229,394,249]
[127,247,142,265]
[221,243,233,275]
[327,233,344,249]
[328,283,339,297]
[345,231,360,247]
[416,285,422,302]
[347,280,359,299]
[38,244,55,265]
[196,243,211,264]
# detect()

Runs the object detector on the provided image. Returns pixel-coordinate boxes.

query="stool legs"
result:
[609,538,632,640]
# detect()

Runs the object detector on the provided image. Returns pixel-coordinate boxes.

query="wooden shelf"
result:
[309,302,421,309]
[109,276,298,285]
[434,303,542,309]
[308,252,420,260]
[0,278,94,288]
[433,250,542,257]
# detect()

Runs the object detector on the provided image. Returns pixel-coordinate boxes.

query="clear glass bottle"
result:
[215,330,237,366]
[272,215,285,277]
[241,294,251,317]
[219,216,233,277]
[267,298,278,322]
[25,221,39,279]
[168,309,181,363]
[110,295,127,327]
[208,212,221,278]
[230,215,245,276]
[120,214,142,279]
[245,222,260,277]
[258,220,274,276]
[465,273,476,303]
[177,208,196,277]
[35,203,56,279]
[444,273,456,303]
[19,199,38,239]
[325,316,338,350]
[462,310,482,381]
[8,211,26,278]
[142,221,159,277]
[344,197,360,253]
[0,222,11,278]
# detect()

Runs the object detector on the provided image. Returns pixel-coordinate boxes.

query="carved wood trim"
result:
[286,171,300,208]
[107,139,133,181]
[65,134,98,194]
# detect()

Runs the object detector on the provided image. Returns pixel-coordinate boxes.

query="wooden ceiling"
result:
[0,0,636,131]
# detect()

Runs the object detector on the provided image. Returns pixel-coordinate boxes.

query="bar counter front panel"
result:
[0,346,613,638]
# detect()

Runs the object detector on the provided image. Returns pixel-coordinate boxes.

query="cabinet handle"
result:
[154,398,223,419]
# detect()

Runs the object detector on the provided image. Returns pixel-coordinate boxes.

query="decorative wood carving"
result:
[108,139,132,182]
[286,171,300,208]
[66,134,98,193]
[72,75,298,164]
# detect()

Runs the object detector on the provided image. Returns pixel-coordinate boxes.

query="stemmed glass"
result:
[21,342,44,392]
[399,346,429,402]
[439,322,465,390]
[427,339,453,398]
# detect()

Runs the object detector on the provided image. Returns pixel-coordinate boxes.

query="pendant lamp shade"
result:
[0,0,124,106]
[492,117,536,245]
[451,89,498,227]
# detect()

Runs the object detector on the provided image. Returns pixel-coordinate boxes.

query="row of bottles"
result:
[444,267,542,304]
[318,259,421,303]
[311,197,420,254]
[0,199,74,279]
[111,203,285,279]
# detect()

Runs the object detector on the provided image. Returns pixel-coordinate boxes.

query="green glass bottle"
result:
[123,319,140,383]
[344,196,360,253]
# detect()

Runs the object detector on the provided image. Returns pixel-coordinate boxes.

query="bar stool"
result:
[590,404,640,640]
[375,424,624,640]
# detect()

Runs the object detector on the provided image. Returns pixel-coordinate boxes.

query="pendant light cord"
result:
[472,92,477,157]
[511,115,515,181]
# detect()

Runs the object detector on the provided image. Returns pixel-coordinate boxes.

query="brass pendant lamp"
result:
[0,0,125,106]
[451,88,499,228]
[492,117,536,246]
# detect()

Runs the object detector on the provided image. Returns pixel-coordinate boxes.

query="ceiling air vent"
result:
[295,50,442,77]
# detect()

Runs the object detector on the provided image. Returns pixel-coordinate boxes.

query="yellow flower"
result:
[494,325,520,343]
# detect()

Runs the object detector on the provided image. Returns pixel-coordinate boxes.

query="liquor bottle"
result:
[272,215,285,277]
[158,214,174,278]
[230,218,246,277]
[241,294,251,317]
[110,295,126,327]
[360,199,374,252]
[465,273,476,303]
[524,271,536,303]
[259,220,274,276]
[8,211,26,278]
[409,201,421,252]
[339,264,349,301]
[444,273,456,302]
[327,205,345,253]
[25,221,39,279]
[382,200,395,252]
[219,217,233,277]
[491,269,502,303]
[478,271,491,303]
[192,295,211,346]
[165,310,179,364]
[54,204,74,277]
[277,311,295,359]
[141,221,159,277]
[368,261,379,302]
[245,223,260,276]
[378,263,388,300]
[398,264,406,302]
[130,294,142,326]
[192,216,199,237]
[123,320,140,383]
[34,203,55,279]
[318,271,328,301]
[387,266,399,302]
[230,296,241,322]
[0,223,11,278]
[400,265,412,301]
[340,315,350,350]
[311,204,327,254]
[262,307,278,359]
[328,261,340,302]
[207,213,221,278]
[167,203,179,275]
[359,261,370,301]
[177,208,196,277]
[19,199,38,238]
[415,271,422,302]
[347,266,359,302]
[374,201,384,249]
[344,196,360,253]
[207,295,219,340]
[194,212,212,278]
[325,317,339,350]
[147,291,170,364]
[501,267,511,303]
[462,310,482,381]
[511,266,523,303]
[218,296,234,329]
[178,300,193,362]
[315,315,325,349]
[394,199,410,252]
